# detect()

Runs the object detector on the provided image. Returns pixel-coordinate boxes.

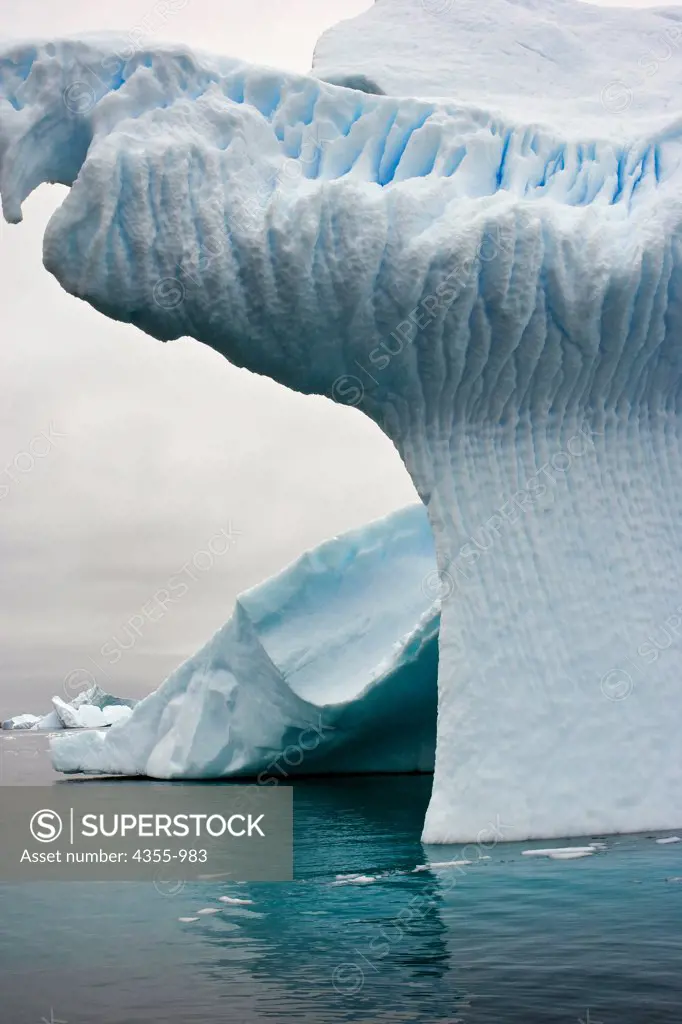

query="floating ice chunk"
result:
[429,859,473,869]
[3,686,138,731]
[51,697,134,730]
[70,684,137,711]
[52,697,82,729]
[2,711,64,731]
[80,704,133,728]
[52,697,134,730]
[52,696,134,729]
[544,847,593,856]
[522,847,597,858]
[413,860,472,872]
[1,714,41,730]
[331,874,378,886]
[34,711,65,731]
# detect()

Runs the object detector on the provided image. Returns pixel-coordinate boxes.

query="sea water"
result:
[0,733,680,1023]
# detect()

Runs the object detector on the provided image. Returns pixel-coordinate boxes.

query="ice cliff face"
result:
[50,505,438,779]
[1,0,682,840]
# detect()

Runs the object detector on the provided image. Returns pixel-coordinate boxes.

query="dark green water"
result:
[0,747,681,1023]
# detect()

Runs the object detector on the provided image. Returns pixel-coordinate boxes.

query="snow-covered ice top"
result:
[314,0,682,128]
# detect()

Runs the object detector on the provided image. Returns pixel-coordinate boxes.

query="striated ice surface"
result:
[2,0,682,839]
[49,505,438,777]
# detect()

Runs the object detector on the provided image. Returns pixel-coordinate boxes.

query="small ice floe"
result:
[413,860,472,873]
[522,846,597,859]
[547,850,595,860]
[196,908,221,916]
[655,836,681,845]
[331,874,377,886]
[178,917,199,923]
[218,896,254,905]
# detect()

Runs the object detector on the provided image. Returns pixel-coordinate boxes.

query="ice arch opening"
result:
[1,7,682,840]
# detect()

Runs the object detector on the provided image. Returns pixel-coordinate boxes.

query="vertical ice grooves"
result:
[2,35,682,840]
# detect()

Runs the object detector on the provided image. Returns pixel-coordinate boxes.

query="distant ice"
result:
[2,685,138,731]
[1,714,40,730]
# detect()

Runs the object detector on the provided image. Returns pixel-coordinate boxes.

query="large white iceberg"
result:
[2,0,682,840]
[50,505,438,777]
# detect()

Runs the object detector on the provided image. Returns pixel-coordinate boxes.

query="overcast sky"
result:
[0,0,666,718]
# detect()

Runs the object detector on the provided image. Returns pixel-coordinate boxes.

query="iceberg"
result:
[1,713,41,731]
[2,0,682,840]
[51,695,135,730]
[49,504,438,777]
[33,711,62,731]
[66,682,137,712]
[2,685,138,731]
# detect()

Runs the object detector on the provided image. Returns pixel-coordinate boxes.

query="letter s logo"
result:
[30,809,63,843]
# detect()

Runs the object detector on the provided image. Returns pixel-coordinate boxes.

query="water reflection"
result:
[191,777,472,1022]
[1,741,682,1023]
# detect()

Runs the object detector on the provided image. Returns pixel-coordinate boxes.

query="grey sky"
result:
[0,0,666,718]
